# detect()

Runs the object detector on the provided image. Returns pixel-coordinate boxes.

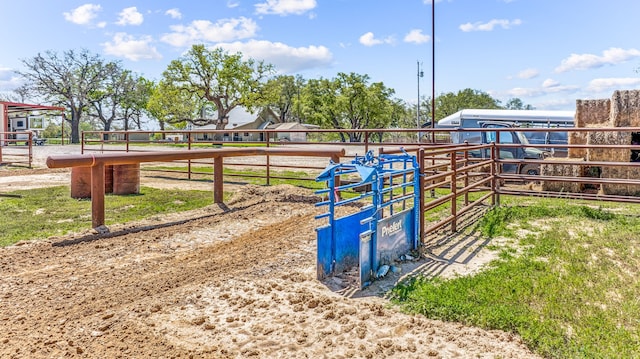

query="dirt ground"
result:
[0,150,541,358]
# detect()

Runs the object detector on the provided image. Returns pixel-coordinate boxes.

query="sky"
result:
[1,0,640,112]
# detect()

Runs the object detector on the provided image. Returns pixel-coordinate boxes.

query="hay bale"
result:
[601,165,640,196]
[540,158,583,192]
[575,99,611,127]
[629,166,640,195]
[611,90,640,127]
[587,131,631,162]
[568,131,587,158]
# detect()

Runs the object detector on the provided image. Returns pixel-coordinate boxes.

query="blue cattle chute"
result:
[315,150,420,289]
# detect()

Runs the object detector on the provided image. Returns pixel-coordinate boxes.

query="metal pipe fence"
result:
[0,131,35,167]
[80,127,640,241]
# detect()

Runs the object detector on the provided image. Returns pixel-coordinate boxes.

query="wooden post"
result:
[91,162,106,228]
[213,156,224,203]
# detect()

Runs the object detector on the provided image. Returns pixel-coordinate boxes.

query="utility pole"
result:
[417,61,424,141]
[431,0,436,143]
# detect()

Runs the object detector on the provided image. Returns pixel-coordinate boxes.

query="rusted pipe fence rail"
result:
[379,143,496,243]
[0,131,34,167]
[46,147,345,228]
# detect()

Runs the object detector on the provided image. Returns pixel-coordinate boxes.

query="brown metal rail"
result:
[46,147,345,228]
[0,131,34,167]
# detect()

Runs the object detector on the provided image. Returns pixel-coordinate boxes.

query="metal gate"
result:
[315,150,420,289]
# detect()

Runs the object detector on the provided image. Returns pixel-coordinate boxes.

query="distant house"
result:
[108,130,151,142]
[266,122,320,142]
[194,107,280,142]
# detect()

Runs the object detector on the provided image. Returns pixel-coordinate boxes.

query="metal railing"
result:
[78,127,640,241]
[0,131,35,167]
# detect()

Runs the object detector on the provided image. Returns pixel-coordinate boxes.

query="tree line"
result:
[8,45,533,143]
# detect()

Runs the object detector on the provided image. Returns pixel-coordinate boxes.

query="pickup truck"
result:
[450,121,549,175]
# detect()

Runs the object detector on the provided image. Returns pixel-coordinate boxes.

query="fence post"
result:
[491,142,499,206]
[364,131,369,154]
[91,162,106,228]
[418,148,425,244]
[213,156,224,203]
[28,132,33,168]
[187,132,192,180]
[450,151,457,233]
[464,141,469,206]
[266,131,270,186]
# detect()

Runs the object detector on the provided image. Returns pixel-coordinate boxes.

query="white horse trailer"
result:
[436,109,575,157]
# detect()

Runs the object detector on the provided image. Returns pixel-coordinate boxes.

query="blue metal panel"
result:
[333,208,373,273]
[316,208,373,279]
[375,209,415,270]
[316,225,333,279]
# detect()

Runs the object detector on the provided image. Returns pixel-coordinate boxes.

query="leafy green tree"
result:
[504,97,535,110]
[18,49,111,143]
[434,88,502,121]
[302,72,397,142]
[147,80,201,132]
[161,44,274,129]
[262,74,306,122]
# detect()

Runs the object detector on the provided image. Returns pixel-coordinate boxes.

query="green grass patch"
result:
[142,164,327,190]
[392,197,640,358]
[0,186,218,247]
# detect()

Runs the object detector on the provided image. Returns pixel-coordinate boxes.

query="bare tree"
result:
[18,49,110,143]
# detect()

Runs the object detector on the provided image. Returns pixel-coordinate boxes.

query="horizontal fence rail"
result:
[75,127,640,240]
[47,147,345,228]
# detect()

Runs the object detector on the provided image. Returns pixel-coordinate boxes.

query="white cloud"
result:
[227,1,240,8]
[532,98,575,111]
[516,68,539,79]
[359,32,380,46]
[161,17,258,48]
[459,18,522,32]
[506,87,542,98]
[63,4,102,26]
[359,32,394,47]
[116,7,143,26]
[0,67,22,91]
[555,47,640,73]
[216,39,332,73]
[404,29,430,44]
[587,77,640,92]
[165,8,182,19]
[102,33,162,61]
[255,0,317,15]
[505,79,578,98]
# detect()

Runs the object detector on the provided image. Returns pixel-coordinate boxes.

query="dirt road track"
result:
[0,182,540,358]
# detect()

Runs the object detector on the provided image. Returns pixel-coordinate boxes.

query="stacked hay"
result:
[541,158,584,193]
[570,99,611,158]
[610,90,640,127]
[601,165,640,196]
[587,131,632,162]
